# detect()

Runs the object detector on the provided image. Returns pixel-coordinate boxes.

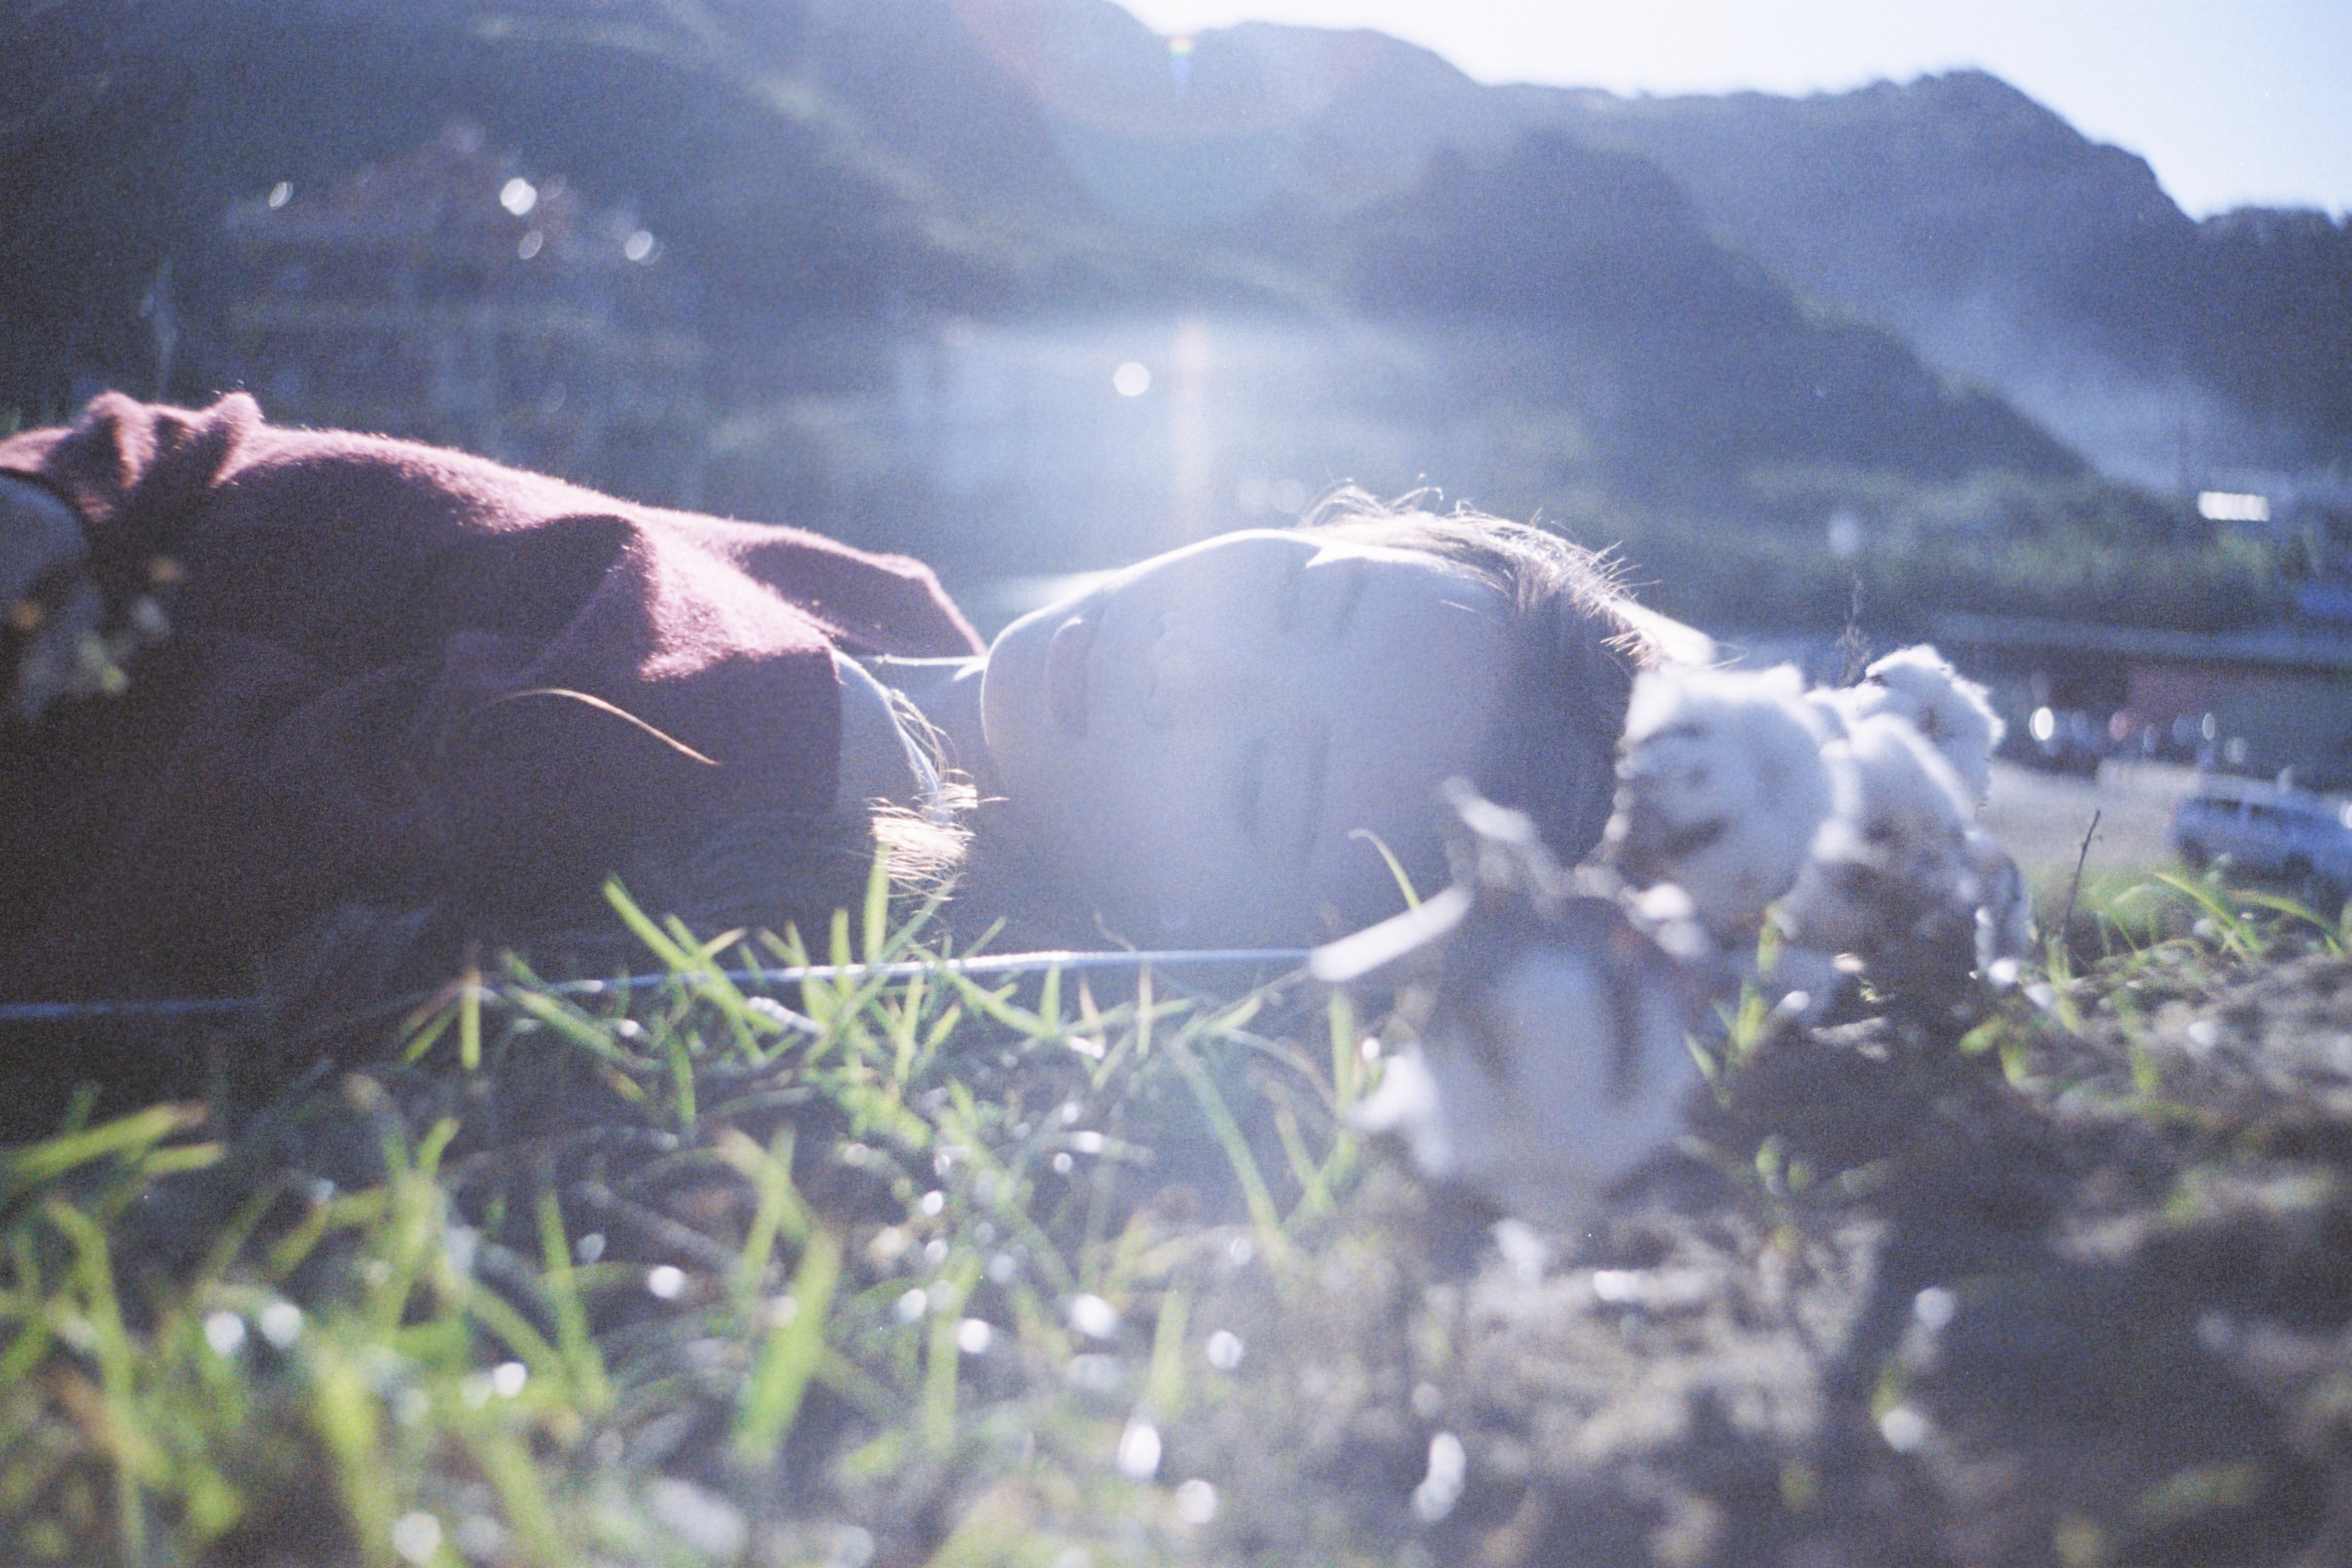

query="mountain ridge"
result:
[1086,18,2348,479]
[802,7,2342,480]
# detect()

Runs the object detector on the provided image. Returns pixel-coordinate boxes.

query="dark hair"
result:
[1306,489,1662,867]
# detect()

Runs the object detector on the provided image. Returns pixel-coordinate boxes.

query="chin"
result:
[979,594,1107,880]
[978,603,1058,789]
[1089,903,1284,951]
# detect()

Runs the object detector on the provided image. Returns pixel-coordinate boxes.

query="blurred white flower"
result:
[1325,787,1707,1226]
[1781,715,1977,965]
[1840,645,2004,808]
[1609,664,1837,939]
[1354,906,1700,1226]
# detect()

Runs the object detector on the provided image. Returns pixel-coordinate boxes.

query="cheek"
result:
[980,626,1057,784]
[1060,765,1264,920]
[1077,765,1217,876]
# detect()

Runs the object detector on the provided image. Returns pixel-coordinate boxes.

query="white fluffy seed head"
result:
[1608,664,1836,939]
[1779,715,1977,958]
[1845,646,2003,808]
[1804,684,1857,740]
[1355,936,1698,1226]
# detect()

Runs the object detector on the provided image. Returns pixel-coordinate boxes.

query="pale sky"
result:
[1114,0,2351,216]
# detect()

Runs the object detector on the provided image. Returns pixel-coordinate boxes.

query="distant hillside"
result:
[799,2,2082,493]
[923,19,2343,484]
[1342,131,2078,496]
[1,0,2086,513]
[10,0,2334,494]
[1525,71,2352,483]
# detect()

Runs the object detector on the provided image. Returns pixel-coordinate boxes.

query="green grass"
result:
[0,874,1373,1567]
[4,864,2346,1567]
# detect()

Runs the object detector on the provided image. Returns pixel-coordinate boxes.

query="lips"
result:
[1044,610,1098,738]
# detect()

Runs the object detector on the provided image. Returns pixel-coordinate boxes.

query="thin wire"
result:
[0,948,1315,1027]
[0,996,262,1025]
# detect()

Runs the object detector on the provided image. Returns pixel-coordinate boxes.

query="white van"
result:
[2172,778,2352,900]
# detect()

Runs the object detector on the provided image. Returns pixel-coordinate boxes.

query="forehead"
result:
[1301,547,1510,916]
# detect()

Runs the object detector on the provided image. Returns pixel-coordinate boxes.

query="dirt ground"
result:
[1980,760,2204,878]
[1172,899,2352,1567]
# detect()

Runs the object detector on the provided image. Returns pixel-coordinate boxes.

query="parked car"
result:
[2010,706,2108,776]
[2126,712,2220,766]
[2172,778,2352,903]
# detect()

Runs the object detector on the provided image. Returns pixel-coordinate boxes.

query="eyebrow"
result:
[1296,725,1330,864]
[1276,551,1308,631]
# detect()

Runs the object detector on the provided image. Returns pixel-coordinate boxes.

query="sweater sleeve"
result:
[0,393,978,997]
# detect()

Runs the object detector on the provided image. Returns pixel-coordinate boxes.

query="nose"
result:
[1144,611,1282,727]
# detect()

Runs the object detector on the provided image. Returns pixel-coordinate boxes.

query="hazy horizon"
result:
[1114,0,2352,219]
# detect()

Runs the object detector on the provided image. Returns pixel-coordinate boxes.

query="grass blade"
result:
[1350,828,1422,911]
[1166,1039,1284,1245]
[736,1228,844,1463]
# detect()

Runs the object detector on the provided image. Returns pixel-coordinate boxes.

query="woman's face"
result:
[981,530,1509,945]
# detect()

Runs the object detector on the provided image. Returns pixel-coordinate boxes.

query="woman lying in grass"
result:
[0,393,1660,1004]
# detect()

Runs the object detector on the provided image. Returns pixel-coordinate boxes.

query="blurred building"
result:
[215,122,708,505]
[1935,612,2352,788]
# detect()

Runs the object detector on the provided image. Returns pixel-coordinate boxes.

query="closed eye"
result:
[1273,552,1307,635]
[1329,561,1369,639]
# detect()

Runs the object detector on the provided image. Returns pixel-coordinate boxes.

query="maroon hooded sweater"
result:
[0,393,981,1000]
